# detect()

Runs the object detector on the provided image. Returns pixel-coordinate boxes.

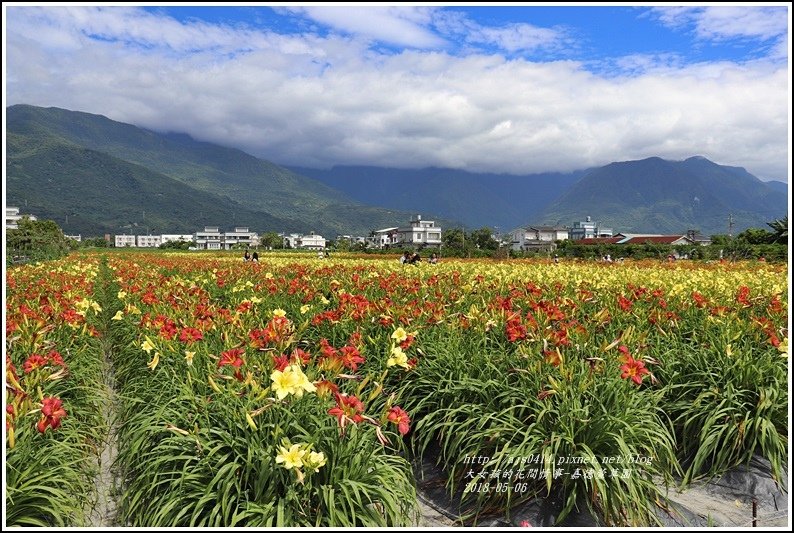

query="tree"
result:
[767,216,788,245]
[442,228,466,252]
[470,227,499,250]
[82,237,110,248]
[736,227,773,245]
[260,231,284,250]
[6,218,72,264]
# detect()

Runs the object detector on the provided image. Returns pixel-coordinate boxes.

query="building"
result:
[394,215,442,248]
[194,226,223,250]
[569,216,613,240]
[115,235,136,247]
[282,232,326,250]
[6,206,38,230]
[368,227,399,249]
[64,234,82,242]
[223,227,258,249]
[161,234,194,245]
[509,225,569,251]
[137,235,162,248]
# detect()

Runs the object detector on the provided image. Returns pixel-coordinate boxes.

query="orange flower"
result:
[620,356,649,385]
[387,406,411,436]
[37,397,67,433]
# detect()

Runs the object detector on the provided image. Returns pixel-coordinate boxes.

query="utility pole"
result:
[728,213,734,238]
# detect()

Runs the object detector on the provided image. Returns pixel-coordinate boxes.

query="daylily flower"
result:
[620,356,650,385]
[36,397,67,433]
[111,310,124,320]
[305,451,327,472]
[387,406,411,436]
[275,443,306,470]
[391,327,408,343]
[387,346,409,369]
[184,351,195,365]
[141,337,156,354]
[272,308,287,318]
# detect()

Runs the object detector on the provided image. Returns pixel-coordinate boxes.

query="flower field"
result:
[5,251,789,526]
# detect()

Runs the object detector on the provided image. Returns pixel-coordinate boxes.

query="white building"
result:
[394,215,442,248]
[570,216,613,240]
[65,234,82,242]
[115,235,136,247]
[6,206,38,230]
[368,227,399,249]
[283,232,326,250]
[194,226,223,250]
[510,225,568,251]
[137,235,162,248]
[161,234,194,245]
[223,227,259,249]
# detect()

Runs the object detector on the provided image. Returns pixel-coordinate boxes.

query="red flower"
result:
[314,379,339,398]
[339,345,365,371]
[271,354,289,372]
[218,348,245,369]
[290,348,312,366]
[506,316,527,342]
[37,397,67,433]
[617,295,633,312]
[179,327,203,344]
[620,356,650,385]
[328,393,365,430]
[23,354,48,373]
[47,350,66,367]
[387,406,411,436]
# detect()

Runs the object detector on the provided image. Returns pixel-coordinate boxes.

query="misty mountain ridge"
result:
[6,104,787,238]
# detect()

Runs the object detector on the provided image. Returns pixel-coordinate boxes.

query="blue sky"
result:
[4,4,791,180]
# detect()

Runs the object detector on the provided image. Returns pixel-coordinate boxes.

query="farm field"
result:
[5,251,789,527]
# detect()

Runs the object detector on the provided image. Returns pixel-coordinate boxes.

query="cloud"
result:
[285,6,444,48]
[650,6,788,42]
[5,6,790,181]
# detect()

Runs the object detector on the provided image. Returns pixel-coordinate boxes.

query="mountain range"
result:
[5,104,788,238]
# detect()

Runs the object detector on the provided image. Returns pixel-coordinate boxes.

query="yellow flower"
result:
[271,368,300,400]
[184,350,196,365]
[275,444,306,470]
[391,327,408,343]
[273,308,287,318]
[265,272,274,279]
[91,301,102,313]
[141,337,156,353]
[147,351,160,370]
[271,365,316,399]
[300,304,311,315]
[778,337,789,357]
[289,365,316,398]
[117,290,127,300]
[111,310,124,321]
[306,451,327,471]
[387,346,409,369]
[126,304,141,315]
[250,296,262,304]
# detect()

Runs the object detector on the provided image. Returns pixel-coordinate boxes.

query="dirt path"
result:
[85,341,122,527]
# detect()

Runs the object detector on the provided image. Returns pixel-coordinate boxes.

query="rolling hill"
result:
[6,132,300,236]
[6,105,443,237]
[538,156,788,236]
[289,165,584,231]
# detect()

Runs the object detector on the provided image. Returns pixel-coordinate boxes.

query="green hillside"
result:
[6,105,427,236]
[539,156,787,236]
[6,132,302,236]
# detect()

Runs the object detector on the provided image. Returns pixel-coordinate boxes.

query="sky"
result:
[3,3,791,181]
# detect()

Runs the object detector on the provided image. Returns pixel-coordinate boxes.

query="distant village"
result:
[7,207,713,253]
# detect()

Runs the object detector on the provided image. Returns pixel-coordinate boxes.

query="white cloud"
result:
[286,6,444,48]
[5,6,790,181]
[651,6,788,42]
